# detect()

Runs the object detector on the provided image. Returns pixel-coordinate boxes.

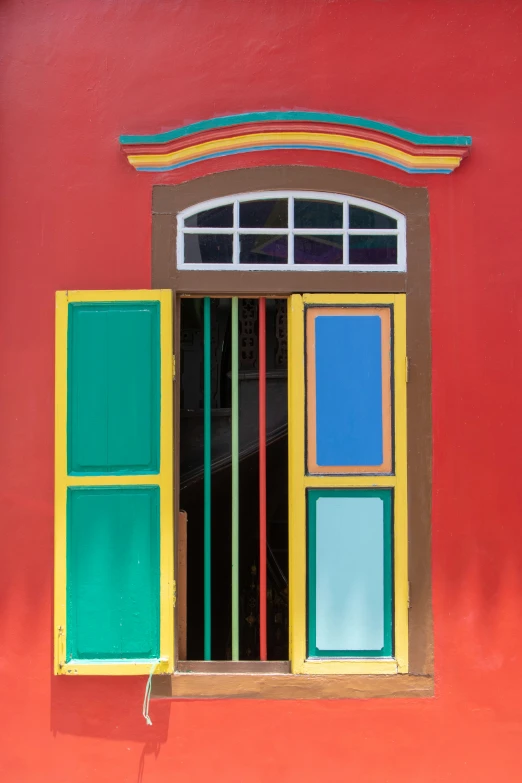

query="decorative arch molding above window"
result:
[120,111,472,175]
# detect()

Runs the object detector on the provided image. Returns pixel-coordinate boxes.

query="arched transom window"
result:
[177,192,406,271]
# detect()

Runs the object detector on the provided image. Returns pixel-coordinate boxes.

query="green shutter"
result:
[55,291,174,675]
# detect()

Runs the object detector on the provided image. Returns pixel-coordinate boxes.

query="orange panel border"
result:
[306,306,392,475]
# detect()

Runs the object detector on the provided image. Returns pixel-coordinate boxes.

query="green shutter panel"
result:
[54,291,174,675]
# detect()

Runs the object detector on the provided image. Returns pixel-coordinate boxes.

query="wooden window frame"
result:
[151,166,433,699]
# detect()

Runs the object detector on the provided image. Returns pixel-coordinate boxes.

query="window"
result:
[178,193,406,271]
[173,290,408,679]
[55,167,432,698]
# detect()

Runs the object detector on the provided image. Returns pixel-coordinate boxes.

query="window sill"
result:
[152,672,434,700]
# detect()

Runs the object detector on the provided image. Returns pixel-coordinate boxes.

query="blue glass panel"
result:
[314,314,383,467]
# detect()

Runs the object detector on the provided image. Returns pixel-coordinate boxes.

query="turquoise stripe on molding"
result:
[307,488,393,659]
[120,110,472,147]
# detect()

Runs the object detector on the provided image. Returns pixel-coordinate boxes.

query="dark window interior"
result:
[179,298,289,660]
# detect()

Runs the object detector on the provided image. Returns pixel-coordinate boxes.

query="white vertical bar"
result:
[343,199,349,265]
[398,215,407,271]
[233,199,240,265]
[177,214,184,268]
[288,196,294,265]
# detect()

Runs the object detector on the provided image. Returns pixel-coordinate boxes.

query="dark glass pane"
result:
[239,199,288,228]
[185,204,233,228]
[294,199,343,229]
[240,235,288,264]
[184,234,233,264]
[349,206,397,229]
[294,235,343,265]
[349,235,397,265]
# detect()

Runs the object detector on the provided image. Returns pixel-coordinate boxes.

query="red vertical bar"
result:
[259,297,267,661]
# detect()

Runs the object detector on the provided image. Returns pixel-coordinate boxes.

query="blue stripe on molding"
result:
[120,110,472,146]
[134,145,454,174]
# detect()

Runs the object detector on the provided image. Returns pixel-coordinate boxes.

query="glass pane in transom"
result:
[239,199,288,229]
[294,199,343,229]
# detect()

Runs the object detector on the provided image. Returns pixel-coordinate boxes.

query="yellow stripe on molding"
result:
[128,132,461,170]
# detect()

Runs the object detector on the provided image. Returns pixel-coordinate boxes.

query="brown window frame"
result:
[151,166,433,699]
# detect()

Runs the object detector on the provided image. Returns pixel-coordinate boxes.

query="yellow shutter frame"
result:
[54,290,174,675]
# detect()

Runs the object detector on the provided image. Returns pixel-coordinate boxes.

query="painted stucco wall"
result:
[1,1,522,780]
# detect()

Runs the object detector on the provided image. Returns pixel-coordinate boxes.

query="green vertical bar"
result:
[203,297,212,661]
[231,297,239,660]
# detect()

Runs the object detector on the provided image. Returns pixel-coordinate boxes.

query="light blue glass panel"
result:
[315,495,384,652]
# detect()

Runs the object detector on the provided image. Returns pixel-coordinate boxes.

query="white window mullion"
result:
[292,228,344,235]
[233,199,240,265]
[177,214,185,267]
[288,196,294,265]
[183,228,237,235]
[347,229,399,236]
[343,199,349,266]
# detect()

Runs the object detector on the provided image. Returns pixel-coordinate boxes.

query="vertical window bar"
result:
[177,213,184,267]
[203,297,212,660]
[258,297,267,660]
[231,297,239,660]
[233,200,240,264]
[343,199,349,265]
[288,196,294,265]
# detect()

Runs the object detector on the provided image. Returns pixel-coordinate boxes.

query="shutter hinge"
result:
[405,356,410,383]
[173,580,177,607]
[172,355,176,380]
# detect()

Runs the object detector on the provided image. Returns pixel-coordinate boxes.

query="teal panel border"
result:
[307,488,393,659]
[120,110,472,147]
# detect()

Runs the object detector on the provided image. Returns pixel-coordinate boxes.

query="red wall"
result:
[1,1,522,780]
